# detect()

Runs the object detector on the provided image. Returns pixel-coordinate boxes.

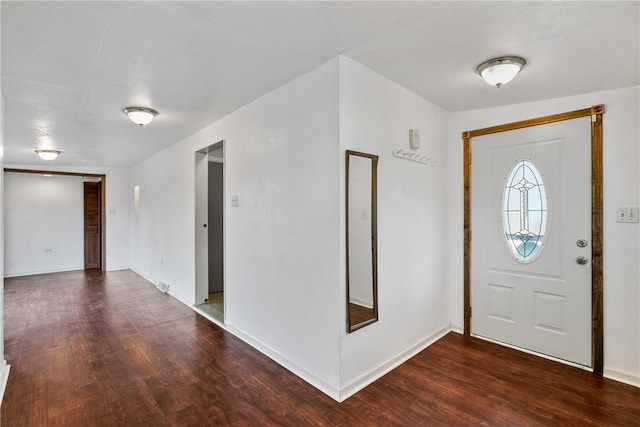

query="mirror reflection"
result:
[346,150,379,332]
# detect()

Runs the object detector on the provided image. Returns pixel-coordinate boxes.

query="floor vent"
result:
[157,282,170,294]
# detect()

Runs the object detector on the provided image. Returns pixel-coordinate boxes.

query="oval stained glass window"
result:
[502,159,548,262]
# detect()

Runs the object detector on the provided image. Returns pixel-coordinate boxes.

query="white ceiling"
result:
[2,1,638,167]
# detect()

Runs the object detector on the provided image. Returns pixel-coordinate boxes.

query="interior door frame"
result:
[4,168,107,271]
[462,104,604,374]
[194,140,225,309]
[83,180,102,269]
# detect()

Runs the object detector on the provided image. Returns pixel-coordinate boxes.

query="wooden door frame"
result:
[462,105,604,374]
[4,168,107,271]
[83,180,102,269]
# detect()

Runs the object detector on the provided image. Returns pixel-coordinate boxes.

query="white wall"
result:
[4,165,132,272]
[448,86,640,386]
[131,142,198,303]
[338,57,451,398]
[4,173,83,276]
[131,57,453,400]
[132,59,343,397]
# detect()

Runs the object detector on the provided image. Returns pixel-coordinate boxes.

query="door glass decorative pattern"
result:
[502,159,548,262]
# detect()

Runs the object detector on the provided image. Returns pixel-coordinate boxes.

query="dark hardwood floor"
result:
[349,303,375,327]
[2,270,639,426]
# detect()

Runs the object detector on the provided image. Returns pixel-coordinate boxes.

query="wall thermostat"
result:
[409,129,420,150]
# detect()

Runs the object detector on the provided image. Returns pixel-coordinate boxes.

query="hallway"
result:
[2,270,638,425]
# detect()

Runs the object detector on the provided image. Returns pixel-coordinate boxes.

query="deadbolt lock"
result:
[576,239,588,248]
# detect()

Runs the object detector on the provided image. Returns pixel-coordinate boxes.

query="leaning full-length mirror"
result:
[346,150,379,332]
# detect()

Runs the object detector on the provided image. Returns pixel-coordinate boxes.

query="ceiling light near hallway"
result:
[476,56,526,88]
[123,106,158,126]
[35,149,61,161]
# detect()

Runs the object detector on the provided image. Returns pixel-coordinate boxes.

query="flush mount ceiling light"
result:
[35,149,61,161]
[476,56,526,88]
[123,106,158,126]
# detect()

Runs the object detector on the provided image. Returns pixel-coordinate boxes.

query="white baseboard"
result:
[130,268,194,310]
[453,325,639,389]
[164,285,340,400]
[128,272,340,398]
[104,266,131,272]
[224,323,341,401]
[450,323,464,334]
[0,360,10,405]
[4,266,133,278]
[198,311,451,403]
[339,324,452,402]
[604,367,640,388]
[129,267,157,287]
[154,282,338,399]
[191,305,225,329]
[4,266,83,278]
[349,297,374,309]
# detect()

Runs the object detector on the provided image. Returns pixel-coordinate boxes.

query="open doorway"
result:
[194,141,225,324]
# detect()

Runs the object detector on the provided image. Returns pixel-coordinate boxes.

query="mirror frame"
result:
[345,149,379,333]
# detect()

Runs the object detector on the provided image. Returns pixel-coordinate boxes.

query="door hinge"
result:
[469,306,472,318]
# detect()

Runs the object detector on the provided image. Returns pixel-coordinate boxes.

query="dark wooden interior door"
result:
[84,181,102,269]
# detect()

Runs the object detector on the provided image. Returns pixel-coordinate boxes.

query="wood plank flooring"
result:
[2,270,639,426]
[348,303,375,327]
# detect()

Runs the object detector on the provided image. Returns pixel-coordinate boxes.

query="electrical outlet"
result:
[616,208,639,223]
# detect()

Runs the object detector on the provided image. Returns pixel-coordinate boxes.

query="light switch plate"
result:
[616,208,639,223]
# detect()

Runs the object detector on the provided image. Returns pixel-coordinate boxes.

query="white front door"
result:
[471,117,592,366]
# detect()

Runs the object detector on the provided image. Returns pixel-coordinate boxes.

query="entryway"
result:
[463,105,604,372]
[194,141,225,324]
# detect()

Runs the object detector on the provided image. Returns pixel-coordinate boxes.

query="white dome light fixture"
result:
[35,149,61,161]
[476,56,526,88]
[123,106,158,126]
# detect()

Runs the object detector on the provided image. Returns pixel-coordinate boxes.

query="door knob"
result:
[576,256,588,265]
